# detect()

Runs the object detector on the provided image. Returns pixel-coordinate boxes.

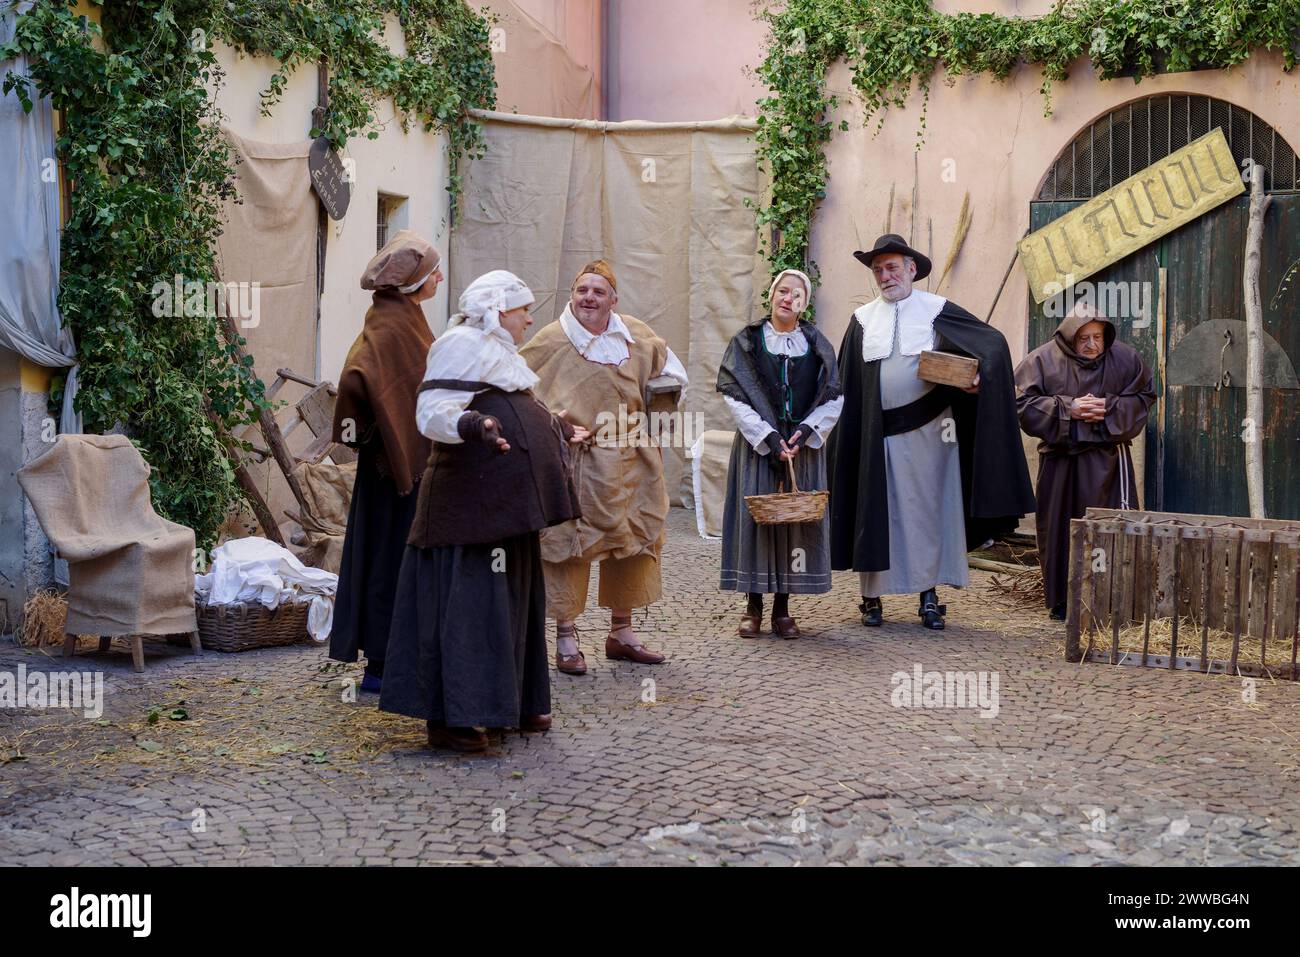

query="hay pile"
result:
[1082,615,1294,671]
[0,661,455,776]
[986,565,1046,608]
[14,590,93,648]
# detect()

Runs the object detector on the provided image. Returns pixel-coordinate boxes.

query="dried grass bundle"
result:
[987,565,1046,608]
[1083,615,1293,670]
[936,191,972,291]
[15,589,98,649]
[16,590,69,648]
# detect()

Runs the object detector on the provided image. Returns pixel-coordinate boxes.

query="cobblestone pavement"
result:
[3,509,1299,866]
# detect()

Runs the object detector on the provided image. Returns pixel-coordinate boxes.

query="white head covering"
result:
[447,270,535,345]
[768,268,813,315]
[399,269,437,295]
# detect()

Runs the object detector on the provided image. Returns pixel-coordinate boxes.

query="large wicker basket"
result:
[195,598,312,652]
[745,457,828,525]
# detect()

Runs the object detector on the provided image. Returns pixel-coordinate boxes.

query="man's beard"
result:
[880,283,911,302]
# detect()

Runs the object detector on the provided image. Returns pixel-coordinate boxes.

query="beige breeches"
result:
[543,554,662,620]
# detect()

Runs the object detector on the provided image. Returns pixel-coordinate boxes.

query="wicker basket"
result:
[745,457,828,525]
[195,598,312,652]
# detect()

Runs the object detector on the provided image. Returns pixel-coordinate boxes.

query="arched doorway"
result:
[1027,94,1300,519]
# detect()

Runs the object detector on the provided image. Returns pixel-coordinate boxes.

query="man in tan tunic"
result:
[520,260,687,673]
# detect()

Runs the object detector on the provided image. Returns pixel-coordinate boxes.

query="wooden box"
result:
[917,350,979,388]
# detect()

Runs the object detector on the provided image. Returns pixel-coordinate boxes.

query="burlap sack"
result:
[17,434,197,636]
[290,459,357,573]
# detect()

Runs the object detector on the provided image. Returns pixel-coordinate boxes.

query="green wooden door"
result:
[1027,195,1300,519]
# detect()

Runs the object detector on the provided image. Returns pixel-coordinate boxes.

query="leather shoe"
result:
[427,724,489,752]
[555,648,587,675]
[918,589,946,630]
[1049,603,1067,621]
[738,612,762,638]
[771,615,800,639]
[859,597,883,627]
[555,623,587,675]
[520,714,552,734]
[605,635,665,664]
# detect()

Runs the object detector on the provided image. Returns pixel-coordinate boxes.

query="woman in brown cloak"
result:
[1014,302,1155,619]
[328,231,442,692]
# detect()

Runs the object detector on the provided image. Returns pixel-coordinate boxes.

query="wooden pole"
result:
[217,309,314,518]
[1243,160,1271,519]
[313,56,330,381]
[985,229,1029,324]
[1155,265,1167,511]
[207,408,286,547]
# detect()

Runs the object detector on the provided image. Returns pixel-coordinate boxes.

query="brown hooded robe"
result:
[328,239,436,671]
[1014,313,1156,610]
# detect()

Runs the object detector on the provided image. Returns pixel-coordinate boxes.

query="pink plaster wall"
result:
[607,0,768,121]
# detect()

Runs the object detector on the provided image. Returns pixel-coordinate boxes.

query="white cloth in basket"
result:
[195,537,338,642]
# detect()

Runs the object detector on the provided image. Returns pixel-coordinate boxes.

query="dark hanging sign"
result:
[308,137,351,220]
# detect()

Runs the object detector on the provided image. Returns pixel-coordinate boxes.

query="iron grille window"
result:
[1038,95,1299,200]
[376,197,390,251]
[377,192,407,251]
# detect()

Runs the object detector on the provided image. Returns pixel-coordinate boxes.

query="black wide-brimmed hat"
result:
[853,233,932,280]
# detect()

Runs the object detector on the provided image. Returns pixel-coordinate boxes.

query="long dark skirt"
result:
[379,532,551,728]
[329,444,418,668]
[719,434,832,594]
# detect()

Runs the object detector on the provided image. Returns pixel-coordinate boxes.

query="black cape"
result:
[827,300,1036,572]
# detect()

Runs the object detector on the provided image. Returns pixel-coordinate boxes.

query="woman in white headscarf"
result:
[379,271,588,753]
[715,269,843,639]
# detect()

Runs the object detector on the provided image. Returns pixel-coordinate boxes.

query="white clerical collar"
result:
[560,304,635,365]
[853,289,946,363]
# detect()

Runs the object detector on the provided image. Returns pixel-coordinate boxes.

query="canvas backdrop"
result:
[450,110,766,507]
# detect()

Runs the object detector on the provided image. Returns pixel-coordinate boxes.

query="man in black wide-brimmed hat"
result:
[827,234,1035,629]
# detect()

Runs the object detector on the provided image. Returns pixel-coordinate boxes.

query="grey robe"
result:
[859,322,969,597]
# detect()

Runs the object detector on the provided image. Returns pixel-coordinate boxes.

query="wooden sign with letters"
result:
[1019,128,1244,303]
[308,137,351,220]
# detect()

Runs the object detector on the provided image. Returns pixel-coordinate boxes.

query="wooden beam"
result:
[1243,159,1271,518]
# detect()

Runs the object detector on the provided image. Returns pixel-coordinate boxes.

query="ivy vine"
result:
[2,0,495,547]
[754,0,1300,284]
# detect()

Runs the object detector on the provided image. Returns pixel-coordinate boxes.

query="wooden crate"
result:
[1066,509,1300,679]
[917,350,979,388]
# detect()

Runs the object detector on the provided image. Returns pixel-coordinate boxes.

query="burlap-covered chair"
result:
[17,434,199,672]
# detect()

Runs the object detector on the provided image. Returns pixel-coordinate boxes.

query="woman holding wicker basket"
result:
[715,269,843,639]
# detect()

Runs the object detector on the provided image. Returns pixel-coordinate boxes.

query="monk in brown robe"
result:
[1014,302,1156,619]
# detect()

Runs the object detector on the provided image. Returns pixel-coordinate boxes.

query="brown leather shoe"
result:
[771,615,800,639]
[555,623,587,675]
[520,714,552,733]
[738,612,762,638]
[427,724,489,752]
[555,648,587,675]
[605,634,665,664]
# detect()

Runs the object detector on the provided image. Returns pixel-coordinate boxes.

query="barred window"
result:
[1038,95,1298,200]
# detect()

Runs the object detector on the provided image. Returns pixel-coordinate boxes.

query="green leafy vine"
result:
[2,0,495,546]
[754,0,1300,283]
